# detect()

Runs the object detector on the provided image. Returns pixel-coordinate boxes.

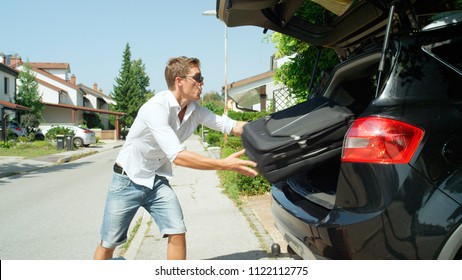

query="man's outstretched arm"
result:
[173,149,257,177]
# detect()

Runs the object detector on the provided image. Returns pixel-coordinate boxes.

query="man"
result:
[93,56,257,260]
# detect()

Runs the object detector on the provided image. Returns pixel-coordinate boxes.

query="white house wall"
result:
[16,65,80,106]
[42,103,84,125]
[29,71,78,104]
[228,76,274,97]
[43,106,72,123]
[39,86,59,103]
[86,95,96,109]
[266,81,282,100]
[85,94,111,111]
[46,69,68,81]
[0,70,19,121]
[228,77,287,112]
[244,80,285,100]
[0,71,16,103]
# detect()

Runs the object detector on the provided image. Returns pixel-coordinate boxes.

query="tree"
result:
[270,2,339,101]
[199,91,223,115]
[271,35,338,101]
[110,43,152,131]
[110,43,135,129]
[16,62,44,129]
[131,58,153,107]
[202,91,222,103]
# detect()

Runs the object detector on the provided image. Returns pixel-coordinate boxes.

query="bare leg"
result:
[93,243,115,260]
[167,233,186,260]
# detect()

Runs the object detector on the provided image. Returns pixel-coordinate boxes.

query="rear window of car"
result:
[423,37,462,75]
[422,35,462,102]
[384,29,462,104]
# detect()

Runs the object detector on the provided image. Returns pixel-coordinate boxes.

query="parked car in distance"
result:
[6,121,27,138]
[34,129,45,141]
[39,124,96,147]
[218,0,462,259]
[2,121,49,141]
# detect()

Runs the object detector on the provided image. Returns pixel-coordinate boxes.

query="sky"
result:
[1,0,276,96]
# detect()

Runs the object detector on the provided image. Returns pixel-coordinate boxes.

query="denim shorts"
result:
[99,173,186,249]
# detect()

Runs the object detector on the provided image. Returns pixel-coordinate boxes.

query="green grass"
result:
[117,216,143,256]
[218,138,271,206]
[0,141,64,158]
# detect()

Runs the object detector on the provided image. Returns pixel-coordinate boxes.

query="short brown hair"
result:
[165,56,201,90]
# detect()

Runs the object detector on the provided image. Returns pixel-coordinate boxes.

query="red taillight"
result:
[342,117,424,164]
[83,130,91,134]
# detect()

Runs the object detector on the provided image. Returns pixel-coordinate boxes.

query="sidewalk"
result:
[116,134,294,260]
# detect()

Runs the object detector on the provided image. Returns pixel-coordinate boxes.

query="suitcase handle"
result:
[263,103,353,141]
[268,101,331,135]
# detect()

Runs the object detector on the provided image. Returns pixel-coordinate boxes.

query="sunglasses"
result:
[182,74,204,83]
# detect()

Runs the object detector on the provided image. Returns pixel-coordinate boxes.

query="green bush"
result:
[205,131,223,146]
[224,135,244,150]
[218,132,271,203]
[13,142,34,149]
[18,132,37,143]
[6,130,17,140]
[0,140,59,158]
[227,110,269,122]
[198,110,273,200]
[219,144,271,202]
[45,127,75,141]
[14,140,55,150]
[0,141,14,149]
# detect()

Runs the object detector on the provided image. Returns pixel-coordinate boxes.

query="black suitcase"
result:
[242,96,354,183]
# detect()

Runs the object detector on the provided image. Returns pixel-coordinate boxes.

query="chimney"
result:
[99,88,103,93]
[70,74,76,84]
[93,82,98,91]
[10,55,22,67]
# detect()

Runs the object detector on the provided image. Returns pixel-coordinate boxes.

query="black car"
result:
[217,0,462,259]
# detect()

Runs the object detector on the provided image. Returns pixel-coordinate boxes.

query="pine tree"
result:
[110,43,152,131]
[131,58,151,108]
[111,43,134,129]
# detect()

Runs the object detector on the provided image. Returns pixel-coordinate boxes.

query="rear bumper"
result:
[271,179,458,259]
[273,212,324,260]
[83,135,96,144]
[271,182,368,259]
[272,183,398,259]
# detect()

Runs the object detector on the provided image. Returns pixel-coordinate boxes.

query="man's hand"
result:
[230,121,247,136]
[174,149,258,177]
[222,149,258,177]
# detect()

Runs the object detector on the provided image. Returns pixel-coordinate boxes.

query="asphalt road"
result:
[0,148,119,259]
[0,139,278,260]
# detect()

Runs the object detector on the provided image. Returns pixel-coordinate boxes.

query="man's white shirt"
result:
[116,90,236,188]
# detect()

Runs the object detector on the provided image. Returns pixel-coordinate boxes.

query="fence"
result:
[272,86,297,112]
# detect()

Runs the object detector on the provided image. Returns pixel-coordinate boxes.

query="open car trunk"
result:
[282,49,383,210]
[220,0,461,210]
[217,0,459,59]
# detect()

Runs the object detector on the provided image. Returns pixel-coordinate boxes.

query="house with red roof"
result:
[1,53,123,139]
[0,60,32,140]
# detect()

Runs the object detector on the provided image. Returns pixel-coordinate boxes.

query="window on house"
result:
[4,77,8,94]
[59,92,66,103]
